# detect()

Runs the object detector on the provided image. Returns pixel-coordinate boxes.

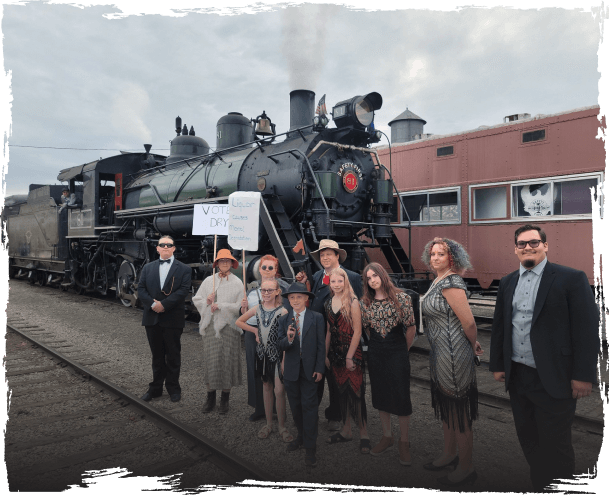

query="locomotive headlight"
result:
[332,92,383,130]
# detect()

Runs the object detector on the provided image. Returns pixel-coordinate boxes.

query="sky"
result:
[0,0,604,196]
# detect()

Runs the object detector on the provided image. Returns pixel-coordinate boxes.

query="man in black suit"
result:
[138,235,192,403]
[490,224,599,490]
[278,283,326,468]
[296,239,362,431]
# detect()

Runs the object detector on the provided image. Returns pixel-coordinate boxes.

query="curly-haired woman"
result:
[420,237,483,488]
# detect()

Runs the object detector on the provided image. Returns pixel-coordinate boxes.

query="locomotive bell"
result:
[255,118,273,136]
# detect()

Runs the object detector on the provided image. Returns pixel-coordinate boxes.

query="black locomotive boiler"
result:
[5,90,420,308]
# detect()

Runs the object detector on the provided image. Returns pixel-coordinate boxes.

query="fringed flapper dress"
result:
[254,305,285,382]
[360,292,416,416]
[325,299,367,424]
[420,274,478,432]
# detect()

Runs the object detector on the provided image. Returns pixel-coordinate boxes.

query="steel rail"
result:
[6,323,274,483]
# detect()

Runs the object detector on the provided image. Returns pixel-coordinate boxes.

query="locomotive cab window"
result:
[397,187,460,225]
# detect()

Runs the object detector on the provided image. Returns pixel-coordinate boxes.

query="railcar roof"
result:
[375,104,600,150]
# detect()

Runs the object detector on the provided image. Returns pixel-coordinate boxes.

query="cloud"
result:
[110,82,152,144]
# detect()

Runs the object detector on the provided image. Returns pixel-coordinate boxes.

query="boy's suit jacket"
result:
[278,308,326,381]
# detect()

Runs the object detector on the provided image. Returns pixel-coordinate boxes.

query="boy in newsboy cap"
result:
[277,282,326,468]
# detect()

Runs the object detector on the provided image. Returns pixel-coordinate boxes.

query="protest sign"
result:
[192,203,229,236]
[227,191,261,251]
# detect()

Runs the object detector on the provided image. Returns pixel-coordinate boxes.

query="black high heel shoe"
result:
[423,455,459,471]
[437,470,477,488]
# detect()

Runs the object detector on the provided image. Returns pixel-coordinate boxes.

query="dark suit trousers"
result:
[284,362,319,449]
[145,325,183,395]
[508,361,577,491]
[317,365,342,421]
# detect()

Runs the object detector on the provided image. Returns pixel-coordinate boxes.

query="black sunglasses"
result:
[158,243,174,248]
[516,239,542,249]
[260,265,276,271]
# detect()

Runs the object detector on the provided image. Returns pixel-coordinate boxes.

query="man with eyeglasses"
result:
[138,235,192,403]
[490,224,599,491]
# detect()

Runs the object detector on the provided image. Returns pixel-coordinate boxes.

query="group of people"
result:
[137,225,599,490]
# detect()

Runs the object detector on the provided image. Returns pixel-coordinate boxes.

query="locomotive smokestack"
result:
[289,89,315,132]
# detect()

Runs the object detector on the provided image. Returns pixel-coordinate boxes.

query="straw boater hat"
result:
[213,249,239,269]
[310,239,347,264]
[283,282,315,300]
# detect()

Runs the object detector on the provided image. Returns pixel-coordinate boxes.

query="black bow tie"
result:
[160,258,171,264]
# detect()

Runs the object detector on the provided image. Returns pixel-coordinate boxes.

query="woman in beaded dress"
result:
[324,268,370,454]
[237,278,292,442]
[360,262,416,466]
[420,237,483,488]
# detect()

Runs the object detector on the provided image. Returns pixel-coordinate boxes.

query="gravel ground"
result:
[5,280,604,492]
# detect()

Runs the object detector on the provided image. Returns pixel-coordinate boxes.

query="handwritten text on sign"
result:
[192,204,229,236]
[227,191,261,251]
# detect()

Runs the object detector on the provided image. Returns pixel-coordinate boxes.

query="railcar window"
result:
[522,129,545,143]
[398,189,460,224]
[512,178,599,217]
[473,186,507,220]
[437,146,454,157]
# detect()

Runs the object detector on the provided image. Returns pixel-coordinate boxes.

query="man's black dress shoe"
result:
[249,412,265,422]
[305,448,317,467]
[141,391,161,402]
[287,437,303,452]
[170,393,181,403]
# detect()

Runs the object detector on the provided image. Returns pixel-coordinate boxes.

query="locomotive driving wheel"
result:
[117,260,138,307]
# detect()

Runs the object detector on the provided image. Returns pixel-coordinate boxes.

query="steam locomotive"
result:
[5,90,424,308]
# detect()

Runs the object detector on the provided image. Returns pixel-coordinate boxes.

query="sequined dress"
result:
[420,274,478,432]
[325,299,367,424]
[360,292,415,416]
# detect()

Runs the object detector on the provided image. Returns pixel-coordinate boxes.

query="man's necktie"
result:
[160,258,171,264]
[294,312,301,355]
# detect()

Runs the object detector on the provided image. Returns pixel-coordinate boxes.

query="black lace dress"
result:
[360,292,415,416]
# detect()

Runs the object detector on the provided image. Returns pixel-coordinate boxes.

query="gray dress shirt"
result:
[511,257,548,367]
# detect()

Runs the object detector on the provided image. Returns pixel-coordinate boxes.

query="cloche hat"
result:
[213,249,239,269]
[310,239,347,264]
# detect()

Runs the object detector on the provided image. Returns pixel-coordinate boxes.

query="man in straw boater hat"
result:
[138,235,192,403]
[277,282,326,467]
[296,239,363,432]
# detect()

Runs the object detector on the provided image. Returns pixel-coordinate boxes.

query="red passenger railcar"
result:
[378,106,604,290]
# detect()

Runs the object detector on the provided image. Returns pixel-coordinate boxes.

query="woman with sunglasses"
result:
[240,255,289,422]
[419,237,483,488]
[193,249,245,415]
[237,279,293,442]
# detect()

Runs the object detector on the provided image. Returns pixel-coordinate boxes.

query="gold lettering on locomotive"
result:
[336,162,363,193]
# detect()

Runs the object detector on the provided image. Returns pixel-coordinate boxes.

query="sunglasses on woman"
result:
[260,265,276,271]
[260,288,278,294]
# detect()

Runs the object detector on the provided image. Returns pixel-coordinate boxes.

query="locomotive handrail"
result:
[113,196,230,218]
[127,124,316,181]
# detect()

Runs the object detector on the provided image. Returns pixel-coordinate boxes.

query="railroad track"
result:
[6,320,273,491]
